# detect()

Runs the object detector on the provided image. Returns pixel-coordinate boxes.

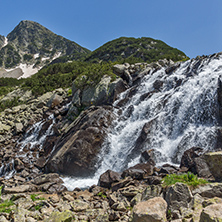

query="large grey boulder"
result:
[72,75,126,107]
[200,203,222,221]
[46,106,115,177]
[204,151,222,181]
[132,197,167,222]
[165,183,193,219]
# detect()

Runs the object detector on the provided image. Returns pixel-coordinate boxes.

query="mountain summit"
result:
[0,20,90,77]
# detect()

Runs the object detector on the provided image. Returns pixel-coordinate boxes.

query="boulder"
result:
[32,173,63,185]
[192,183,222,198]
[15,122,24,134]
[200,203,222,222]
[165,183,193,216]
[98,170,121,188]
[204,151,222,181]
[180,147,204,173]
[47,94,63,108]
[122,162,154,179]
[46,210,75,222]
[46,106,115,177]
[132,197,167,222]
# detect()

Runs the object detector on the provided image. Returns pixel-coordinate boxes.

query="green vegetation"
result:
[97,192,107,199]
[0,186,15,213]
[0,200,14,213]
[30,194,45,202]
[22,61,116,96]
[85,37,189,64]
[162,172,208,188]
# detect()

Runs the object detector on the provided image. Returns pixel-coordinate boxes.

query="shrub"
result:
[162,172,208,188]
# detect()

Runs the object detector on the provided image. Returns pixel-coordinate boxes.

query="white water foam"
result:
[64,54,222,190]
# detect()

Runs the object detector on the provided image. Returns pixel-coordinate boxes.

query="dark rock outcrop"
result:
[46,106,115,177]
[98,170,121,188]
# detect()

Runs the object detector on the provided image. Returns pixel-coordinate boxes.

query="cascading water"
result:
[0,115,56,178]
[63,53,222,189]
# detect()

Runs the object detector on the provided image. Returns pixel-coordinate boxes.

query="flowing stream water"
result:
[63,54,222,189]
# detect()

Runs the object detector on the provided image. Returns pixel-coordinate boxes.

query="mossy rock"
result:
[45,210,75,222]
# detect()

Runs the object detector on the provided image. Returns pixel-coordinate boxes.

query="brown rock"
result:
[98,170,121,188]
[132,197,167,222]
[32,173,63,185]
[122,162,154,179]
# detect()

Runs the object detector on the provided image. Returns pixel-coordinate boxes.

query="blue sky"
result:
[0,0,221,58]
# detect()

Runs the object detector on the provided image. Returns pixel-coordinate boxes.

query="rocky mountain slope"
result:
[0,53,222,220]
[85,37,188,63]
[0,20,90,78]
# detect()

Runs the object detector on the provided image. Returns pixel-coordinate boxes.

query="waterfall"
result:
[63,53,222,189]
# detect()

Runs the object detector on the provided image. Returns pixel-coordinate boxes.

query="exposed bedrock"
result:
[46,106,115,177]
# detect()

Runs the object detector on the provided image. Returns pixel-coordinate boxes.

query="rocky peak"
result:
[0,20,90,76]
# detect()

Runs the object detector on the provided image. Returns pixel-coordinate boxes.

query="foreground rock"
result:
[132,197,167,222]
[204,151,222,181]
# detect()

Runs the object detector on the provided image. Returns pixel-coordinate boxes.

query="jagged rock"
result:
[98,170,121,188]
[3,184,36,194]
[159,164,178,175]
[141,185,162,201]
[200,203,222,221]
[32,173,63,185]
[165,183,193,218]
[180,147,204,172]
[47,93,63,108]
[119,185,142,197]
[204,151,222,181]
[111,177,133,192]
[70,199,91,212]
[46,106,115,177]
[122,162,154,179]
[192,183,222,198]
[132,197,167,222]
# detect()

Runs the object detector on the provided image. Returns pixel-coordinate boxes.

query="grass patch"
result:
[0,200,14,213]
[97,192,107,199]
[162,172,208,188]
[30,194,45,202]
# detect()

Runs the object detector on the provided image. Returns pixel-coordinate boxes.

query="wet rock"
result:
[180,147,204,173]
[46,106,115,177]
[98,170,121,188]
[42,135,58,157]
[159,164,179,175]
[122,162,154,179]
[132,197,167,222]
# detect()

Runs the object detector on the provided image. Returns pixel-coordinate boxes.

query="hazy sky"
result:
[0,0,221,58]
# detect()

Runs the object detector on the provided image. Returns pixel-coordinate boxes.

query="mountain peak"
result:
[0,20,90,72]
